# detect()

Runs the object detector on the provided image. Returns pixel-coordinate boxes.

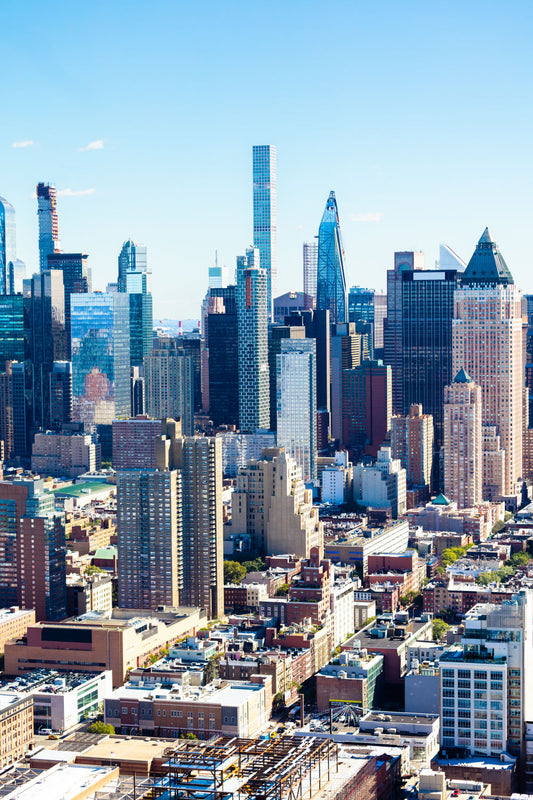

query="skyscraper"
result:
[37,183,60,273]
[384,251,424,413]
[206,286,239,427]
[0,295,25,369]
[236,247,269,433]
[400,266,460,478]
[117,239,148,293]
[208,253,229,289]
[48,362,72,431]
[253,145,277,318]
[0,196,16,296]
[268,322,306,431]
[0,477,66,621]
[179,435,224,619]
[330,322,367,443]
[443,368,482,509]
[303,241,318,303]
[452,229,523,498]
[47,252,91,358]
[71,293,130,429]
[316,191,347,324]
[145,341,194,435]
[342,360,392,458]
[391,404,434,496]
[276,338,317,483]
[28,269,67,431]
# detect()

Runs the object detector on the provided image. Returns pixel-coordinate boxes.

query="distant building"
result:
[276,338,316,483]
[37,182,60,273]
[253,144,277,319]
[443,369,483,508]
[353,445,407,518]
[145,341,194,436]
[112,416,161,470]
[273,291,313,323]
[303,241,318,302]
[316,191,347,324]
[343,360,391,458]
[391,404,434,503]
[31,431,97,477]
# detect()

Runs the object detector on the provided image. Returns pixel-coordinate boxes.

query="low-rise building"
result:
[0,669,112,733]
[104,675,272,739]
[323,519,410,577]
[31,431,97,478]
[354,598,376,629]
[4,607,206,688]
[316,650,384,712]
[66,573,114,617]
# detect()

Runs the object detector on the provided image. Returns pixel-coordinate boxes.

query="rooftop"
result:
[0,669,104,696]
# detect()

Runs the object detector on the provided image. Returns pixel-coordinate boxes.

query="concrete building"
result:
[331,576,357,647]
[443,369,483,509]
[4,606,206,688]
[391,404,434,501]
[321,451,353,504]
[144,344,194,436]
[105,675,271,739]
[343,360,392,458]
[440,590,533,759]
[353,446,407,518]
[66,573,113,617]
[0,669,112,733]
[453,229,523,497]
[0,607,35,654]
[0,692,34,767]
[0,477,66,621]
[237,247,269,432]
[303,241,318,302]
[316,650,384,712]
[111,416,161,469]
[323,519,410,576]
[31,431,97,478]
[231,448,323,557]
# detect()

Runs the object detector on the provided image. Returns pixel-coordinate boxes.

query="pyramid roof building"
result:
[461,228,514,287]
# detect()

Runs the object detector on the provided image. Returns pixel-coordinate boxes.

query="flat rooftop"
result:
[0,763,117,799]
[77,735,174,763]
[363,711,438,726]
[0,607,33,624]
[111,679,265,705]
[346,619,431,650]
[51,481,113,498]
[0,669,103,696]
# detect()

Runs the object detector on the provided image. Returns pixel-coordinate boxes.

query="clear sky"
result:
[2,0,532,318]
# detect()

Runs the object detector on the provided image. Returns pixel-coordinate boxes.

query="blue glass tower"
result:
[253,145,277,320]
[0,196,16,296]
[71,293,130,429]
[316,191,347,324]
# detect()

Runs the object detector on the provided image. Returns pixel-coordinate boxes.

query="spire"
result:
[461,228,514,287]
[453,367,472,384]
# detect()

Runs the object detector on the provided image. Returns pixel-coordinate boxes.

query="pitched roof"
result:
[461,228,514,286]
[432,493,451,506]
[453,367,472,384]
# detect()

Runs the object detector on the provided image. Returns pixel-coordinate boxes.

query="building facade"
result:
[253,145,277,319]
[443,369,483,509]
[276,338,316,483]
[303,240,318,302]
[316,191,347,324]
[37,182,60,273]
[0,196,16,296]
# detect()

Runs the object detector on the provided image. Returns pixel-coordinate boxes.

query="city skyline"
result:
[1,2,532,317]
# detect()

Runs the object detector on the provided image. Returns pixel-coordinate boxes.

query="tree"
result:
[242,557,266,573]
[476,571,501,586]
[85,565,106,576]
[441,547,466,568]
[492,520,505,534]
[88,721,115,734]
[276,583,290,596]
[432,618,450,641]
[224,560,246,584]
[509,551,530,567]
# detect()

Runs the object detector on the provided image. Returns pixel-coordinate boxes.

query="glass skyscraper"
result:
[0,196,16,296]
[117,238,148,292]
[316,191,347,324]
[303,241,318,302]
[253,145,277,319]
[276,338,317,484]
[71,293,130,429]
[0,295,25,368]
[37,183,60,273]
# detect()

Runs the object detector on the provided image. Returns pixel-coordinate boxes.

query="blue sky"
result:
[2,1,532,317]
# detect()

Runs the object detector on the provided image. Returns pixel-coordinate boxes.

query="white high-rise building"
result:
[452,229,523,498]
[236,247,269,433]
[440,590,533,759]
[353,445,407,518]
[276,338,316,483]
[303,241,318,302]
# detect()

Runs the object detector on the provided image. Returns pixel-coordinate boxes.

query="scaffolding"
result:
[147,735,339,800]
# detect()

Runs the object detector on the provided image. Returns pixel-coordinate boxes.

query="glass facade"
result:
[47,253,91,358]
[0,196,16,296]
[253,145,277,319]
[401,269,459,483]
[37,183,60,273]
[303,241,318,301]
[316,191,347,324]
[71,293,130,429]
[118,239,148,292]
[0,294,25,368]
[276,338,317,483]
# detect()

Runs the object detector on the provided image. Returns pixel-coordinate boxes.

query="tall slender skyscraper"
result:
[276,338,317,483]
[237,247,269,432]
[303,241,318,303]
[253,145,277,319]
[316,191,347,324]
[117,239,148,293]
[47,252,91,358]
[37,183,60,273]
[0,196,16,296]
[443,368,482,509]
[452,229,523,498]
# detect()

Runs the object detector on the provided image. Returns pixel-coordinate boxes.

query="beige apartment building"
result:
[231,447,323,557]
[443,369,483,509]
[452,229,523,498]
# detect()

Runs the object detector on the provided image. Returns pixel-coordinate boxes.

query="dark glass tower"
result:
[401,268,459,486]
[316,191,347,324]
[207,286,239,427]
[47,252,91,358]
